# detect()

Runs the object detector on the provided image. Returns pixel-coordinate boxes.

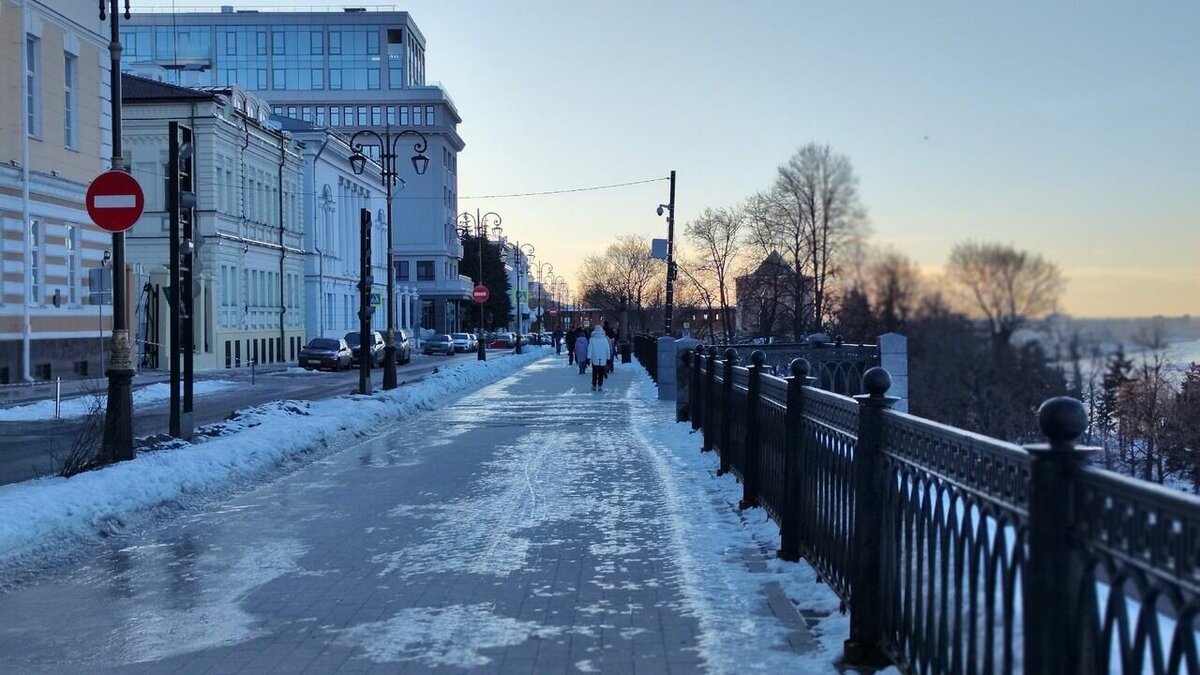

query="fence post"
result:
[778,357,814,562]
[702,346,717,452]
[844,366,898,668]
[1024,397,1094,675]
[688,350,702,431]
[740,350,766,510]
[717,348,738,476]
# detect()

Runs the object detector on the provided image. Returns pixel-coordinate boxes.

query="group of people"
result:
[553,323,617,391]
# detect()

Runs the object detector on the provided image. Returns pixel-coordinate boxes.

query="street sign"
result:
[86,170,145,233]
[371,292,382,307]
[472,285,490,303]
[549,308,558,316]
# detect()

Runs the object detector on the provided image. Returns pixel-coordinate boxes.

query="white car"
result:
[451,332,473,353]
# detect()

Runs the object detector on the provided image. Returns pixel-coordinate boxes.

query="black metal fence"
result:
[683,347,1199,675]
[633,334,658,383]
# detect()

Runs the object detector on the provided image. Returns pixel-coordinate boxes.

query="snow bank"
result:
[0,349,550,574]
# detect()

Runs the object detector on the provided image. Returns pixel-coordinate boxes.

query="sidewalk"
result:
[0,355,842,673]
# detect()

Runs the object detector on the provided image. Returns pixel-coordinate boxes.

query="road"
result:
[0,351,507,485]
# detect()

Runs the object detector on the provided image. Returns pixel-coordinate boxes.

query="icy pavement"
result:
[0,355,849,673]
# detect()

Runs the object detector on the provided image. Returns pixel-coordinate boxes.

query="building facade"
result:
[122,75,307,370]
[273,116,421,344]
[123,8,469,333]
[0,1,113,383]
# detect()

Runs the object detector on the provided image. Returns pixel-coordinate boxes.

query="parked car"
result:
[423,334,456,356]
[451,332,473,353]
[299,337,352,371]
[487,332,516,349]
[395,329,413,364]
[345,330,385,367]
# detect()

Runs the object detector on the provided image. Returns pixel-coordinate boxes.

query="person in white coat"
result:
[588,325,610,390]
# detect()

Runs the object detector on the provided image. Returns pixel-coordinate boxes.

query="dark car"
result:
[395,329,412,365]
[487,333,516,349]
[346,331,385,367]
[299,337,352,371]
[422,334,455,356]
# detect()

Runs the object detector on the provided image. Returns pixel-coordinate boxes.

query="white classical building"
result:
[122,75,308,369]
[272,116,420,343]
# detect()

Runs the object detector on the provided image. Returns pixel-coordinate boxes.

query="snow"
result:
[0,349,550,575]
[0,380,237,422]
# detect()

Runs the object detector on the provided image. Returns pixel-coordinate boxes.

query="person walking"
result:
[566,327,576,365]
[553,327,564,354]
[589,325,610,390]
[574,329,590,375]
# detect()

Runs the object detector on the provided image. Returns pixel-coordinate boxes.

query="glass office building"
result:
[123,7,470,333]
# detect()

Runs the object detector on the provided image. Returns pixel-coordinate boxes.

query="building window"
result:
[386,106,396,125]
[371,106,381,126]
[316,106,326,126]
[28,219,40,304]
[301,106,312,122]
[425,106,435,126]
[287,106,297,118]
[396,260,408,281]
[413,106,423,126]
[330,106,341,127]
[25,36,40,137]
[399,106,409,126]
[344,106,354,126]
[416,260,434,281]
[66,224,78,304]
[357,106,368,126]
[64,53,78,148]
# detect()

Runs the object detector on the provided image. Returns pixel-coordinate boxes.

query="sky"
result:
[163,0,1199,318]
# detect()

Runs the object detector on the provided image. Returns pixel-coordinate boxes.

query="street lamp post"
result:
[100,0,134,463]
[656,169,677,336]
[502,242,534,353]
[533,260,553,334]
[458,210,501,361]
[348,126,429,390]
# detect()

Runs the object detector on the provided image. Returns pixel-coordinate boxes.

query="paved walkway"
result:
[0,356,825,673]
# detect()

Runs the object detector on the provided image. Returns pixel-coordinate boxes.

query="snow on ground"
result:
[0,380,237,422]
[624,369,851,672]
[0,349,550,575]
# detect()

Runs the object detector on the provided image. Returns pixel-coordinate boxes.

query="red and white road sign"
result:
[549,308,558,316]
[472,285,490,303]
[86,171,145,233]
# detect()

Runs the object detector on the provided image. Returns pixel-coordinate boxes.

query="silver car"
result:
[422,334,455,356]
[451,332,473,353]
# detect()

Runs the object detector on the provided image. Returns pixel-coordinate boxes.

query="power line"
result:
[461,177,668,200]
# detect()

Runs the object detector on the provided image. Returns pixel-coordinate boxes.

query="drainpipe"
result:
[309,133,332,337]
[277,138,286,359]
[19,2,33,382]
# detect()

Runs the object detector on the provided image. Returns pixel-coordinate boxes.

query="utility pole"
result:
[167,122,195,440]
[357,209,373,395]
[100,0,134,462]
[664,169,677,337]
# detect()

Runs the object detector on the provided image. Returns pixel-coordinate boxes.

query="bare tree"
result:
[945,241,1064,345]
[684,206,745,342]
[578,234,664,332]
[867,249,922,335]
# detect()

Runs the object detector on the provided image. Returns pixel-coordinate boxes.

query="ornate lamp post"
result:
[501,242,534,353]
[348,127,429,390]
[457,210,501,361]
[532,260,553,334]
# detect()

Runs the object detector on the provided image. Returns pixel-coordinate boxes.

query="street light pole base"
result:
[477,339,486,361]
[101,367,135,463]
[382,345,398,390]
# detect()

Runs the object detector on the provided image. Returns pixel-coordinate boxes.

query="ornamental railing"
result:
[683,347,1199,675]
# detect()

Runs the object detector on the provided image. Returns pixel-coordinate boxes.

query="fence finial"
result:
[1037,397,1087,448]
[724,347,739,363]
[862,366,892,398]
[790,357,810,378]
[750,350,766,367]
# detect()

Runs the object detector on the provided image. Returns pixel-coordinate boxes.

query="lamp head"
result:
[656,204,667,217]
[411,153,429,175]
[349,149,367,175]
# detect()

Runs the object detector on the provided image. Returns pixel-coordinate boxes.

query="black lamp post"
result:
[457,210,501,361]
[348,126,428,390]
[99,0,134,463]
[533,260,553,334]
[656,169,677,336]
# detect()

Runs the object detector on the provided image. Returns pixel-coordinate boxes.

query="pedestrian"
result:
[574,329,590,375]
[608,333,616,374]
[589,325,610,390]
[566,327,576,365]
[553,327,564,354]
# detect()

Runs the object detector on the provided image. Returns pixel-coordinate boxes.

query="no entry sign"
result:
[549,308,558,316]
[472,285,490,304]
[86,171,145,233]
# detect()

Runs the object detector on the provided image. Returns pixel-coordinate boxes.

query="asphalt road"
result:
[0,350,505,485]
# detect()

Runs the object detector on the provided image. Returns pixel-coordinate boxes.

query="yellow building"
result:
[0,1,114,383]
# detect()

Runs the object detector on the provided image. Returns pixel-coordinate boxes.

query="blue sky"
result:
[167,0,1198,317]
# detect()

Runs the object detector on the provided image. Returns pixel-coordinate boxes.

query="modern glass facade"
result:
[120,19,424,91]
